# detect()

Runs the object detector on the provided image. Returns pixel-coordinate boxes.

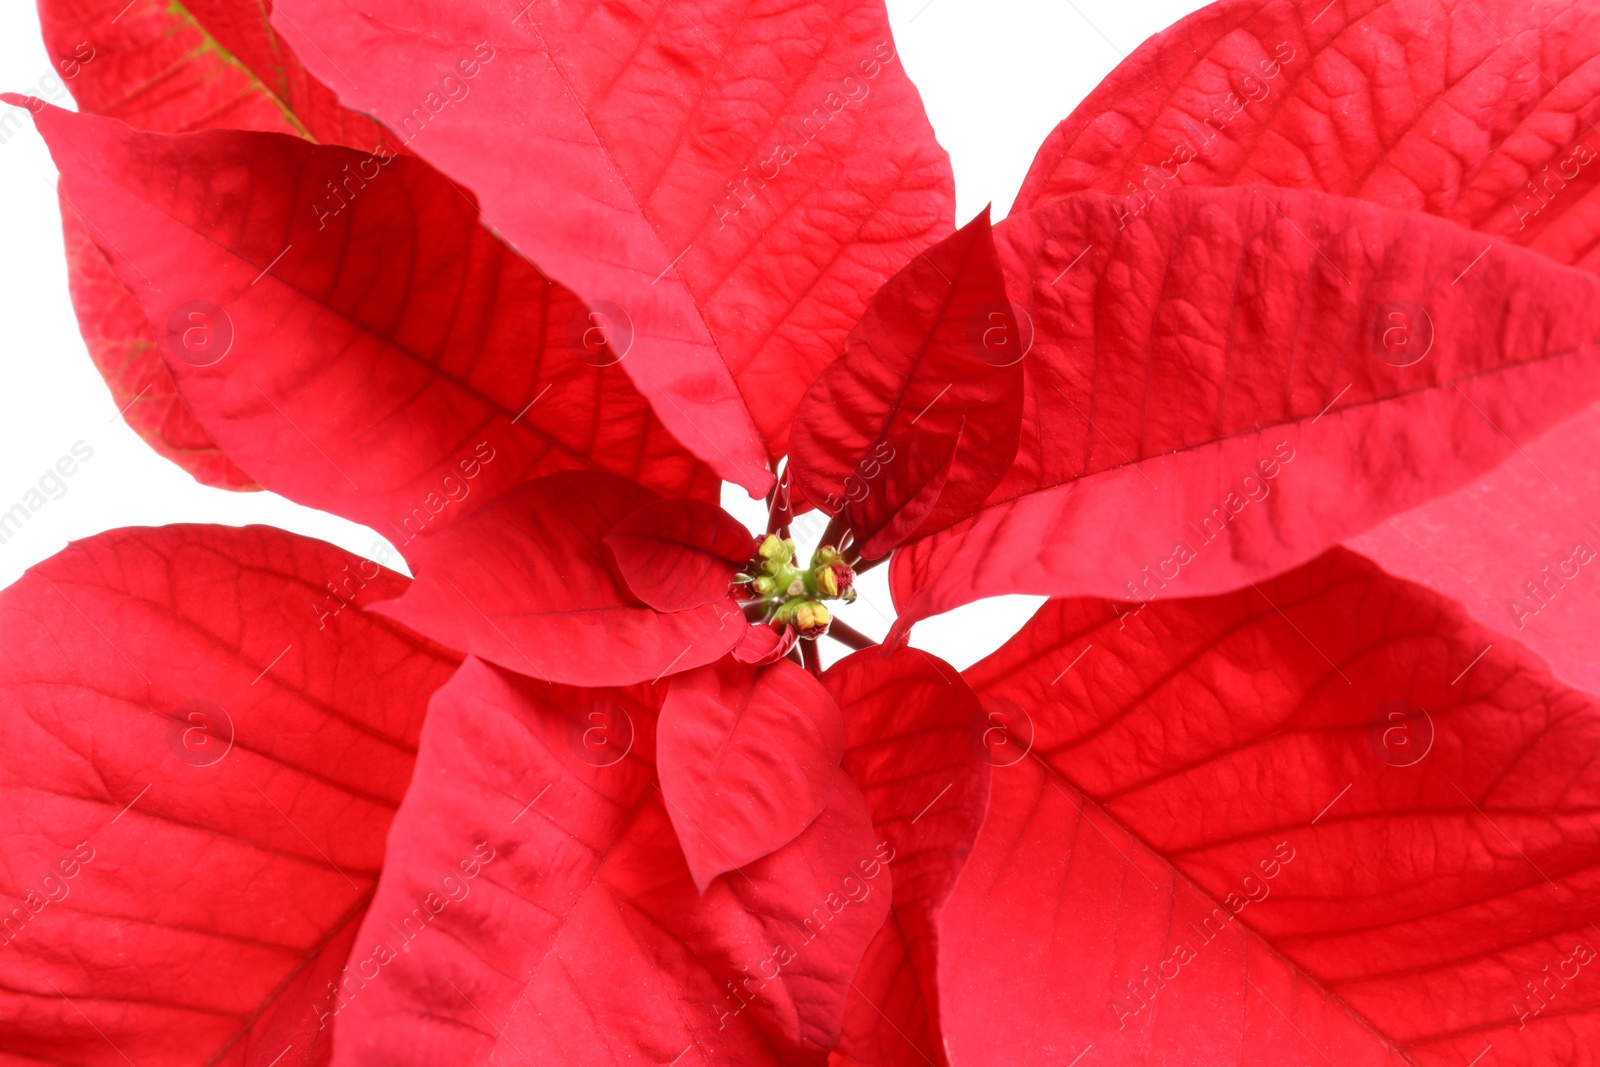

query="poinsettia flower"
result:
[10,0,1600,1065]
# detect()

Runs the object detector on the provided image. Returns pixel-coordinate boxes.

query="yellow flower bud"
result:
[793,601,831,637]
[816,566,839,597]
[758,533,789,562]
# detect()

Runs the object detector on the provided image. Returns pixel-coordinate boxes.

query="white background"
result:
[0,0,1209,669]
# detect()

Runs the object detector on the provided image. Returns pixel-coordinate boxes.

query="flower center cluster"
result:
[743,533,857,638]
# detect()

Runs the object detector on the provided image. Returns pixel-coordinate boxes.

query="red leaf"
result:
[372,472,745,686]
[887,183,1600,639]
[659,659,846,891]
[791,209,1023,553]
[58,194,258,491]
[272,0,957,475]
[23,105,717,549]
[846,424,960,561]
[38,0,387,147]
[944,547,1600,1065]
[1350,402,1600,695]
[985,0,1600,657]
[733,622,799,666]
[606,497,756,612]
[39,0,391,491]
[0,525,458,1065]
[945,753,1406,1065]
[1015,0,1600,275]
[327,657,890,1066]
[824,649,989,1067]
[884,0,1600,635]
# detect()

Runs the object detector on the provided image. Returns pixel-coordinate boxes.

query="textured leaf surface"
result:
[943,548,1600,1066]
[273,0,957,478]
[328,657,889,1067]
[25,105,716,548]
[0,525,458,1065]
[38,0,389,489]
[606,497,756,612]
[989,0,1600,653]
[372,472,744,687]
[58,194,257,490]
[1351,400,1600,695]
[733,621,799,666]
[824,649,989,1067]
[845,424,959,561]
[888,183,1600,638]
[790,209,1022,555]
[38,0,386,146]
[1016,0,1600,274]
[659,659,846,891]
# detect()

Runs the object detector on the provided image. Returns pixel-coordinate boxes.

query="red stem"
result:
[800,636,822,677]
[825,618,878,651]
[820,514,852,554]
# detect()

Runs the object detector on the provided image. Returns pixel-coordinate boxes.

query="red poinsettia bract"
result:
[5,1,1600,1065]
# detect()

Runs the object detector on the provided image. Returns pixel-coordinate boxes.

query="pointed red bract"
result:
[273,0,956,478]
[944,754,1406,1065]
[888,183,1600,638]
[0,525,458,1065]
[824,649,989,1067]
[846,424,961,561]
[791,210,1023,555]
[1351,402,1600,695]
[372,472,744,686]
[58,196,258,491]
[1015,0,1600,275]
[23,105,716,549]
[38,0,387,147]
[659,659,846,891]
[606,497,756,612]
[39,0,390,490]
[944,547,1600,1065]
[733,622,800,666]
[958,0,1600,629]
[328,657,889,1066]
[19,1,1600,1063]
